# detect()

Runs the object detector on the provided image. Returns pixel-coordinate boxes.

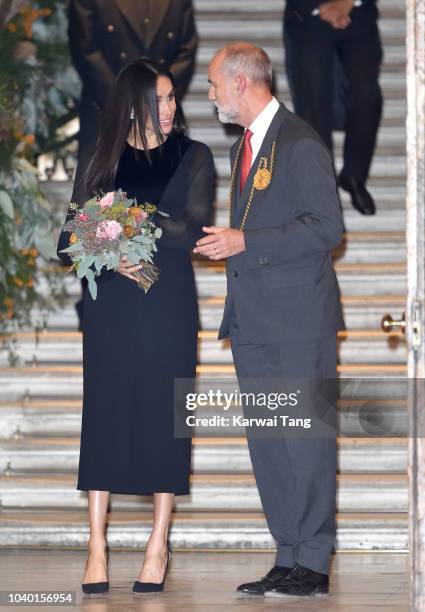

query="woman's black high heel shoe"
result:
[82,544,110,594]
[133,549,172,593]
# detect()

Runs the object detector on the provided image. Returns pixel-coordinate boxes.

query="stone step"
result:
[0,366,408,402]
[193,0,404,14]
[183,98,407,127]
[213,206,407,233]
[0,329,407,366]
[0,396,409,438]
[188,71,406,97]
[195,42,406,72]
[194,262,407,297]
[0,473,408,513]
[26,294,405,332]
[212,153,406,181]
[37,262,407,299]
[0,510,408,551]
[193,18,406,46]
[0,437,407,474]
[43,178,408,235]
[188,125,407,153]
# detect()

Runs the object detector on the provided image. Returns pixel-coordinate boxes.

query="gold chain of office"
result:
[228,138,277,230]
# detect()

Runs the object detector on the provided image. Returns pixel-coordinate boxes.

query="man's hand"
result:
[319,0,354,29]
[193,227,246,260]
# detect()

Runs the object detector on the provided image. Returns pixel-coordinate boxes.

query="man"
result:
[284,0,382,215]
[194,42,345,597]
[68,0,198,326]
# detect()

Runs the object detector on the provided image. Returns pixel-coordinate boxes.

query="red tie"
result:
[239,129,253,193]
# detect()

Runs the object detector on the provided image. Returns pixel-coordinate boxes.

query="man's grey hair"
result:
[218,42,273,88]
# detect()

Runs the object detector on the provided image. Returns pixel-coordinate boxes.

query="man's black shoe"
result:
[236,565,292,596]
[265,563,329,597]
[339,174,376,215]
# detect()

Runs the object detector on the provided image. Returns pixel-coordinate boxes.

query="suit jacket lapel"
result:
[115,0,145,40]
[232,103,289,228]
[144,0,170,49]
[115,0,170,48]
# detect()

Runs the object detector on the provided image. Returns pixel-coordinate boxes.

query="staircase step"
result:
[193,0,404,14]
[26,294,405,332]
[44,180,407,234]
[0,436,407,474]
[195,43,406,73]
[38,262,407,299]
[0,473,408,512]
[0,328,406,367]
[0,510,408,551]
[195,262,407,297]
[0,395,408,439]
[183,97,407,127]
[187,125,407,152]
[212,153,406,181]
[0,366,408,402]
[192,18,406,46]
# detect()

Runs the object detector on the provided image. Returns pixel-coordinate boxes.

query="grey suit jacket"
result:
[218,103,345,343]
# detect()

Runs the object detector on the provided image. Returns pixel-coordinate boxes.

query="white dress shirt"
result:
[247,96,280,167]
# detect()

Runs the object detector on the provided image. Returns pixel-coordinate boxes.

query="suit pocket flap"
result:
[256,263,318,289]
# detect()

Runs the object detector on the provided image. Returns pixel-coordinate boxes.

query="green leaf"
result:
[155,228,162,239]
[77,255,95,278]
[0,191,14,219]
[87,278,98,300]
[94,255,105,274]
[59,242,81,254]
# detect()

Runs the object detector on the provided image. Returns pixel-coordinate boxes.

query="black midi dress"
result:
[57,132,214,495]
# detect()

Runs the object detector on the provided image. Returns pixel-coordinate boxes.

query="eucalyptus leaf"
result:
[87,278,98,300]
[94,255,105,273]
[59,242,81,254]
[155,228,163,238]
[77,255,95,278]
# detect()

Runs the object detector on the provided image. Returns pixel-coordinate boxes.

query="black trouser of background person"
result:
[283,3,382,187]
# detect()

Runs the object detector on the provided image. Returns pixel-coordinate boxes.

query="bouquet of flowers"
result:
[59,189,163,299]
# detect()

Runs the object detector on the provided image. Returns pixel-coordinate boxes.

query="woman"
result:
[57,59,214,594]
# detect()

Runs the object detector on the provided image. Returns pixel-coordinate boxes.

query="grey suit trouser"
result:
[229,305,337,575]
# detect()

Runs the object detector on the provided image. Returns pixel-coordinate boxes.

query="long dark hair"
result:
[85,58,185,195]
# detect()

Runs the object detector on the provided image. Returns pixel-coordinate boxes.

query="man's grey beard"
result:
[215,103,238,124]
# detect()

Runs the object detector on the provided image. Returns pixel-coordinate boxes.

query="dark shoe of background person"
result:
[236,565,292,596]
[339,174,376,215]
[265,563,329,598]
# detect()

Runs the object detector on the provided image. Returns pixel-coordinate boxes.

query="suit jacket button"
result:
[144,17,150,23]
[120,51,127,59]
[159,58,165,64]
[107,24,114,32]
[233,271,238,277]
[167,31,174,39]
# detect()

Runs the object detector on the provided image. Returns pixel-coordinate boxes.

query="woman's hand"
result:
[116,255,142,282]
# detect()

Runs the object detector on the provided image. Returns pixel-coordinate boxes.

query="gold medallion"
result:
[253,167,271,190]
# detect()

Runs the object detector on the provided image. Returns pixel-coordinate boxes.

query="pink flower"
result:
[99,192,115,208]
[140,211,149,221]
[79,213,89,221]
[95,220,123,240]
